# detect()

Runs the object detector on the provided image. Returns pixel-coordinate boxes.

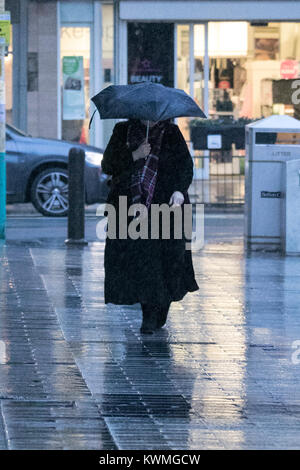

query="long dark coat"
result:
[102,119,199,305]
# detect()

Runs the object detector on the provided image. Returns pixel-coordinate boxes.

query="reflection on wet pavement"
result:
[1,217,300,449]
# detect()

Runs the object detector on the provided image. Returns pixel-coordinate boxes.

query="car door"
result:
[6,130,25,202]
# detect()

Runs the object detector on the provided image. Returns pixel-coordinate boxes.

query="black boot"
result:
[140,303,158,334]
[156,302,171,329]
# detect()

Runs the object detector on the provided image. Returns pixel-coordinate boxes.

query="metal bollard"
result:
[65,147,88,246]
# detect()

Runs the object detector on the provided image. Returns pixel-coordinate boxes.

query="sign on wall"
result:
[0,12,10,46]
[62,56,85,120]
[127,23,174,87]
[207,134,222,149]
[280,60,299,79]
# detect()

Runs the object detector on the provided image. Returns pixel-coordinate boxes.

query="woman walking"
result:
[101,118,199,334]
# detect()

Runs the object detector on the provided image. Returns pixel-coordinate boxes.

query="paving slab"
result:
[0,214,300,449]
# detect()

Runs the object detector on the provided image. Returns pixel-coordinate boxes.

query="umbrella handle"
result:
[146,120,150,143]
[89,109,97,130]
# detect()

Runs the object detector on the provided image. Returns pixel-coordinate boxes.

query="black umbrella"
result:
[90,82,206,140]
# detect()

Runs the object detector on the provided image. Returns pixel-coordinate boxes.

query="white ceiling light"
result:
[195,22,248,57]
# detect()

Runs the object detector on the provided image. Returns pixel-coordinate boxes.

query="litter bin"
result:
[282,158,300,255]
[245,115,300,251]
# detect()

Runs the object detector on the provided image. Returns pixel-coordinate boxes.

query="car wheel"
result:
[31,167,69,217]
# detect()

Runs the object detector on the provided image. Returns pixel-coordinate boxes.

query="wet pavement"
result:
[1,213,300,449]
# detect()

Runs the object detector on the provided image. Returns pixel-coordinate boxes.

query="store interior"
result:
[177,22,300,122]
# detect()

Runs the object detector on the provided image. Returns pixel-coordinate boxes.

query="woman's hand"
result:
[169,191,184,207]
[132,141,151,161]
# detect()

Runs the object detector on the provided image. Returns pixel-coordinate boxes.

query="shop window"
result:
[102,3,114,147]
[207,22,300,121]
[60,26,90,143]
[5,25,13,125]
[194,25,205,111]
[206,22,248,121]
[127,23,174,87]
[176,24,190,140]
[176,25,205,138]
[102,3,114,86]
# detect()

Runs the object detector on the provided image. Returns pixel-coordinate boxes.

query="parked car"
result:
[6,124,109,216]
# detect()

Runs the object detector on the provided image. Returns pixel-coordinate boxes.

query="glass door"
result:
[176,24,190,141]
[176,23,209,180]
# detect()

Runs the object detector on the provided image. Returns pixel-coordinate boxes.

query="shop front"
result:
[117,0,300,179]
[8,1,300,158]
[20,0,115,148]
[59,1,114,148]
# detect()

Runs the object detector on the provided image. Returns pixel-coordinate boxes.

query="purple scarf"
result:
[127,120,166,209]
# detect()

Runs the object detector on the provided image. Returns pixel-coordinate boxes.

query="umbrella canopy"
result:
[91,82,206,122]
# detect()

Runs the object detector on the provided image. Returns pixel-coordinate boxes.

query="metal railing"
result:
[189,151,245,207]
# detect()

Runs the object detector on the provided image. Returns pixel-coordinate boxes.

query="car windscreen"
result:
[6,124,28,137]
